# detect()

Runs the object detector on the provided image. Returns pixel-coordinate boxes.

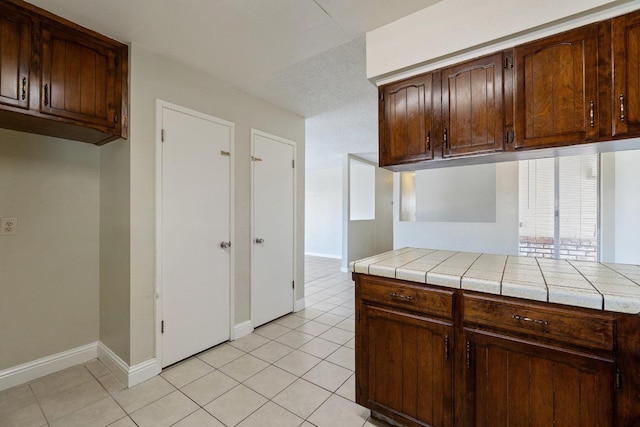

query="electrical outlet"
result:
[1,218,17,236]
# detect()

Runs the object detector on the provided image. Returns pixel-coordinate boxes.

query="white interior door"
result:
[161,105,232,367]
[252,131,295,327]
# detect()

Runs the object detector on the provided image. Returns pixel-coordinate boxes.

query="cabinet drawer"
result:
[463,294,614,351]
[359,277,454,320]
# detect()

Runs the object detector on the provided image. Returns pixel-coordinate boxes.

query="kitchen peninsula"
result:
[353,248,640,427]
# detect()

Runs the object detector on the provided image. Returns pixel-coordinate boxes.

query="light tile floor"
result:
[0,256,386,427]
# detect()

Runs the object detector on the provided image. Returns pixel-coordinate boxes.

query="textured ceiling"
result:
[25,0,442,168]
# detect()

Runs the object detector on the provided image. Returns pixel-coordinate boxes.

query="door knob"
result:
[220,241,231,248]
[255,238,264,244]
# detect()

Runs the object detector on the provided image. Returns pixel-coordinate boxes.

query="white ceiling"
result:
[25,0,441,168]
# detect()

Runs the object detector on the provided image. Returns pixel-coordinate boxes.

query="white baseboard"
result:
[294,298,306,312]
[0,342,98,392]
[233,320,253,340]
[304,252,342,259]
[97,342,160,388]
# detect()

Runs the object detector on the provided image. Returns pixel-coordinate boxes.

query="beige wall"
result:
[128,45,306,365]
[0,130,100,370]
[99,139,131,363]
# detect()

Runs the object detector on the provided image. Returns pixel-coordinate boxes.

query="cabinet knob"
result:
[220,241,231,249]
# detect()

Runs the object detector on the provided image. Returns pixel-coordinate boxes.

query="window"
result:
[518,154,599,261]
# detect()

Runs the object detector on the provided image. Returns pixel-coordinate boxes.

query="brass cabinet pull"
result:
[427,130,431,152]
[21,77,26,100]
[466,341,471,368]
[44,84,49,106]
[444,335,449,361]
[620,93,625,122]
[444,128,448,149]
[513,314,549,326]
[390,292,414,301]
[589,100,595,127]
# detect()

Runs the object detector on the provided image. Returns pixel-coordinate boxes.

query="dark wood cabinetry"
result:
[612,10,640,138]
[0,2,30,110]
[356,275,454,427]
[464,330,614,427]
[378,10,640,170]
[513,24,600,149]
[354,273,640,427]
[379,73,435,167]
[441,52,507,158]
[0,0,127,145]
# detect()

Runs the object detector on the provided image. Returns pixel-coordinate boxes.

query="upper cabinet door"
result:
[40,22,118,129]
[379,73,434,167]
[514,24,599,149]
[612,10,640,138]
[441,52,506,158]
[0,4,30,109]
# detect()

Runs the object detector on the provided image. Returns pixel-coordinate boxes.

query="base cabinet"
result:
[464,330,614,427]
[354,273,640,427]
[359,304,453,427]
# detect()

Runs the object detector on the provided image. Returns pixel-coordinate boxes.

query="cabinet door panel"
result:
[363,304,453,427]
[442,53,505,157]
[613,10,640,137]
[515,25,599,148]
[0,5,30,109]
[379,73,433,166]
[466,330,614,427]
[41,23,117,128]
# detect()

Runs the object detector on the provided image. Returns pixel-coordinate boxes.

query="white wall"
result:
[394,162,520,255]
[613,150,640,264]
[128,45,306,365]
[0,131,100,371]
[305,167,342,258]
[367,0,636,82]
[344,156,394,268]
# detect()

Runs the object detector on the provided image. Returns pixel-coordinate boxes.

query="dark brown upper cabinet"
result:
[379,73,435,167]
[513,24,600,149]
[0,0,128,145]
[441,52,508,158]
[40,22,119,130]
[0,2,31,110]
[612,10,640,138]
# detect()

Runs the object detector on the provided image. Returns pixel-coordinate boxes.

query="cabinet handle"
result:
[589,100,595,128]
[21,77,26,101]
[466,341,471,368]
[114,113,118,124]
[513,314,548,326]
[390,292,414,301]
[620,94,625,122]
[44,84,49,106]
[444,335,449,361]
[444,128,448,149]
[427,130,431,152]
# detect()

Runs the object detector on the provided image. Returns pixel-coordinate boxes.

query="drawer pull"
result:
[390,292,414,301]
[513,314,548,326]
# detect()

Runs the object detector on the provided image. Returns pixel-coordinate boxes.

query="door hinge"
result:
[292,159,295,168]
[161,320,164,334]
[505,129,514,144]
[504,55,513,69]
[221,150,230,156]
[616,368,622,389]
[292,280,295,289]
[161,129,165,142]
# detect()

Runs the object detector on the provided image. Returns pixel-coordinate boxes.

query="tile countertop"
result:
[351,248,640,315]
